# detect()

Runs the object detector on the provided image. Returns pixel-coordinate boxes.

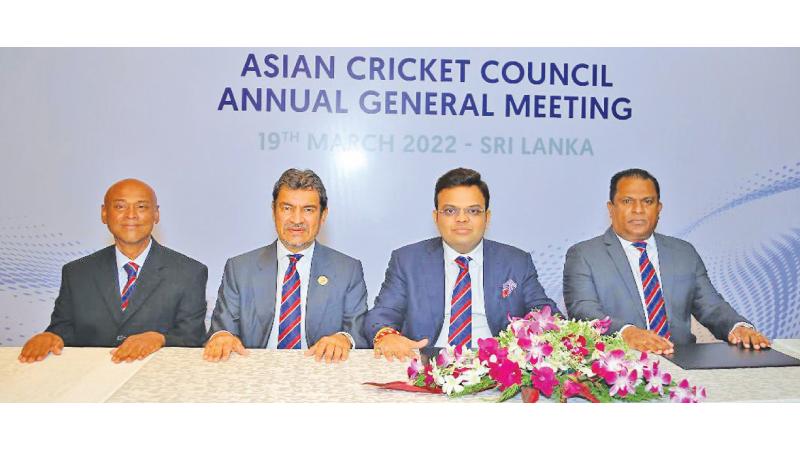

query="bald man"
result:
[18,179,208,363]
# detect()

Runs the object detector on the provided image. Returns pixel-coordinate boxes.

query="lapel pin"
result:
[317,275,329,286]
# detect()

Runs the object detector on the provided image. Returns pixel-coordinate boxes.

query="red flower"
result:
[488,358,522,391]
[531,366,558,397]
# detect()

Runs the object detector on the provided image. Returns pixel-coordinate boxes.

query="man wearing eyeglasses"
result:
[365,167,561,361]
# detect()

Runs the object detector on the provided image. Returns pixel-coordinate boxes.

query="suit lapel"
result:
[120,240,165,326]
[482,240,504,335]
[306,242,331,345]
[95,245,123,324]
[603,228,647,325]
[423,239,445,341]
[256,242,279,347]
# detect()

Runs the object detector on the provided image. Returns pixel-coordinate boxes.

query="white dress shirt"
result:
[434,240,492,347]
[115,239,152,294]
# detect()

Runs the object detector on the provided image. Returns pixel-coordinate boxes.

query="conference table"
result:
[2,340,799,402]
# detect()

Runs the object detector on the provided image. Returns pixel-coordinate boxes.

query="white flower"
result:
[442,375,465,395]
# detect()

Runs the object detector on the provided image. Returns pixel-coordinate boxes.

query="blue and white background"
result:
[0,48,798,345]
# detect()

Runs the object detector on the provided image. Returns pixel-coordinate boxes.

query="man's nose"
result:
[455,209,470,222]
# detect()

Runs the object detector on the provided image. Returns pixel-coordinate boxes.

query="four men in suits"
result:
[365,168,561,361]
[18,167,774,365]
[18,179,208,363]
[203,169,368,363]
[563,168,770,353]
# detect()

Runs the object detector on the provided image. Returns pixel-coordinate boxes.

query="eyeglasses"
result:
[437,207,486,217]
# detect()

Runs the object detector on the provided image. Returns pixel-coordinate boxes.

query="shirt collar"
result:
[615,232,657,251]
[115,238,153,271]
[276,239,316,262]
[442,239,484,265]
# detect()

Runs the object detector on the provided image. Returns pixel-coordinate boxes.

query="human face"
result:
[101,179,160,258]
[433,185,490,254]
[607,176,662,242]
[273,187,327,253]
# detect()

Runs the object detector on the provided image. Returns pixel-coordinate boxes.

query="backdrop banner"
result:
[1,48,798,344]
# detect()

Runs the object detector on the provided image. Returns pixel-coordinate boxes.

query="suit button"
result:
[116,335,127,342]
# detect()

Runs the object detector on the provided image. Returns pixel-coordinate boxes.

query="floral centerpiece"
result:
[405,307,706,403]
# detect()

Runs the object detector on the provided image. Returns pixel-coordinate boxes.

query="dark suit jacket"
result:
[363,238,561,346]
[208,240,369,348]
[563,227,750,344]
[46,239,208,347]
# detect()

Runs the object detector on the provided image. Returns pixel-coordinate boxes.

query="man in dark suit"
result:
[365,168,561,361]
[18,179,208,363]
[563,168,770,353]
[204,169,368,363]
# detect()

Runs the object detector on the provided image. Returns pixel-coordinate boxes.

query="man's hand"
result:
[305,333,352,363]
[373,334,429,362]
[18,332,64,363]
[728,325,771,350]
[203,331,249,362]
[110,331,165,363]
[621,326,674,355]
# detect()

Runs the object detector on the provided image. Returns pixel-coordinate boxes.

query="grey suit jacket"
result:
[46,239,209,347]
[563,227,749,344]
[208,240,369,348]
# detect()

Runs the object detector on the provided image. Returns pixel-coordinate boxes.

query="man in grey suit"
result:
[204,169,368,363]
[563,168,770,353]
[18,179,208,363]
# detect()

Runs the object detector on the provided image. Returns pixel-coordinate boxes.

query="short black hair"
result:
[434,168,490,209]
[609,168,660,203]
[272,168,328,211]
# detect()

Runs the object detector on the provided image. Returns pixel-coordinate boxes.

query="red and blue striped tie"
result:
[632,242,670,339]
[120,261,139,312]
[448,256,473,349]
[278,254,303,349]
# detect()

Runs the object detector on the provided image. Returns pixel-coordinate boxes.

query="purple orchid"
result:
[531,366,558,397]
[477,337,508,364]
[592,349,627,383]
[642,361,672,396]
[694,386,707,402]
[625,351,650,376]
[669,379,695,403]
[607,367,640,398]
[527,340,554,365]
[529,306,560,333]
[407,358,424,380]
[453,344,468,365]
[669,379,706,403]
[488,358,522,391]
[436,348,453,368]
[592,316,612,334]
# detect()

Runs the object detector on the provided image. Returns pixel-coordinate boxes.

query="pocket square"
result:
[502,279,518,299]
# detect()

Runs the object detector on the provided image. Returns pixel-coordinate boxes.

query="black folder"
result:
[664,343,800,370]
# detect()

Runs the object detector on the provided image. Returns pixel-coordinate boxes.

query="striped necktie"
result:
[632,241,671,339]
[448,256,473,349]
[278,254,303,349]
[120,261,140,312]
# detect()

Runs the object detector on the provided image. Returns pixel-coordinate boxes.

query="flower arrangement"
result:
[406,307,706,403]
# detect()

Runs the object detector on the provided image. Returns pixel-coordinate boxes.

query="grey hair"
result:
[272,168,328,210]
